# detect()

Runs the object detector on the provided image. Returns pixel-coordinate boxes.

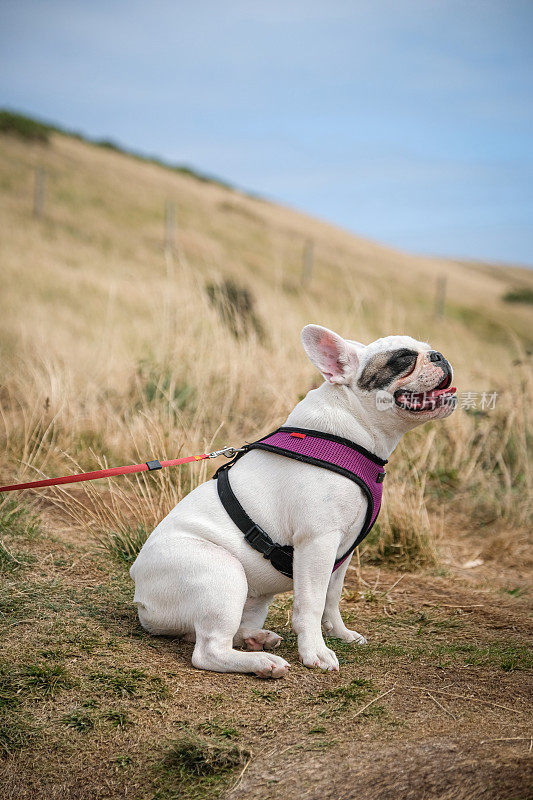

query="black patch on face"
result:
[358,348,419,392]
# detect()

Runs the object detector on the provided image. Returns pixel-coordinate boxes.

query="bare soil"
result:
[227,566,533,800]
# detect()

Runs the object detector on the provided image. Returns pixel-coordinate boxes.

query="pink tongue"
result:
[427,385,456,398]
[397,386,457,407]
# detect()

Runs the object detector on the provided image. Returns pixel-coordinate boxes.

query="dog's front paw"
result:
[322,618,367,644]
[345,630,367,644]
[332,628,367,645]
[299,643,339,672]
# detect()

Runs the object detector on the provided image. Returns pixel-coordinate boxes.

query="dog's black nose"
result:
[428,351,445,363]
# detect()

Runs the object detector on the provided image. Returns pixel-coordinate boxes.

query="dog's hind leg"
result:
[233,595,282,651]
[134,537,289,677]
[189,549,289,678]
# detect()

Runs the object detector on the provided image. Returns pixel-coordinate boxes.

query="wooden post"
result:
[165,199,177,253]
[435,275,447,317]
[33,167,46,217]
[301,238,314,287]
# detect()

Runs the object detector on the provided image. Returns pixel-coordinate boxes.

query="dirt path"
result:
[226,569,533,800]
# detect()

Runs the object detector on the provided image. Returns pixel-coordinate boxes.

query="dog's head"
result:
[301,325,456,427]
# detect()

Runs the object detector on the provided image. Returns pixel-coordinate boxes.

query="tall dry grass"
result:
[0,131,531,569]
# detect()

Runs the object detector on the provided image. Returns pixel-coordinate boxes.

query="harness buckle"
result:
[245,525,276,557]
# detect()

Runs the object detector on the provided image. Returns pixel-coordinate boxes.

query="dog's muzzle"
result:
[394,350,456,412]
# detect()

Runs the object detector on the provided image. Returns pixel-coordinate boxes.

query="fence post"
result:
[165,199,177,253]
[33,167,46,217]
[435,275,447,317]
[301,238,314,287]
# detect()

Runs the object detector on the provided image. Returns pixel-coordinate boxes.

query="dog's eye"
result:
[386,349,418,378]
[358,348,419,391]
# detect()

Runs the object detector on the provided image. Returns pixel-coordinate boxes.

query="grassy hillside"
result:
[0,123,531,799]
[1,124,531,551]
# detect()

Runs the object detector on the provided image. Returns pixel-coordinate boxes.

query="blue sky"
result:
[1,0,532,266]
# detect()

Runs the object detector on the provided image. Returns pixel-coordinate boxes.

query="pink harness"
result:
[215,427,386,578]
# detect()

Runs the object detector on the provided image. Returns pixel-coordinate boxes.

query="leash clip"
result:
[208,446,245,459]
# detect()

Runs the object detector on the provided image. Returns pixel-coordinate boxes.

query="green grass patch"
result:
[352,642,409,661]
[0,669,21,711]
[317,677,374,702]
[414,612,462,635]
[21,663,75,696]
[97,525,149,566]
[314,677,375,714]
[102,709,133,730]
[320,613,531,673]
[115,754,133,768]
[344,635,531,672]
[250,688,283,703]
[361,519,437,570]
[502,286,533,304]
[0,567,133,639]
[62,705,133,732]
[0,661,75,707]
[59,630,119,654]
[0,497,41,539]
[0,713,38,756]
[63,709,95,733]
[0,108,237,190]
[501,586,527,598]
[197,719,240,740]
[136,361,196,412]
[372,609,461,633]
[89,668,167,699]
[0,109,51,142]
[430,642,533,671]
[0,578,74,627]
[0,539,35,573]
[300,738,338,751]
[323,636,371,665]
[426,465,460,500]
[361,704,386,719]
[155,732,249,800]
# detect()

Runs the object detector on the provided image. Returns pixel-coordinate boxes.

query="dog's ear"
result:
[301,325,360,384]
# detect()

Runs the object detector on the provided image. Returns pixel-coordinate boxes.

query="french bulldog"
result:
[130,325,456,678]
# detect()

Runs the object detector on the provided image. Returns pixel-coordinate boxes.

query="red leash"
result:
[0,447,240,494]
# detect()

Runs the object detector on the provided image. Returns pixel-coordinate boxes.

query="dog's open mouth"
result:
[394,373,457,413]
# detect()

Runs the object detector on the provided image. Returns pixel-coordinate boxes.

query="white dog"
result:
[130,325,456,678]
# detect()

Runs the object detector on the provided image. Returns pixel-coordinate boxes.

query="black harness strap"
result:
[216,464,294,578]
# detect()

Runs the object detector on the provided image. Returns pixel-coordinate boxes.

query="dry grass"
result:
[0,128,532,799]
[1,130,531,568]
